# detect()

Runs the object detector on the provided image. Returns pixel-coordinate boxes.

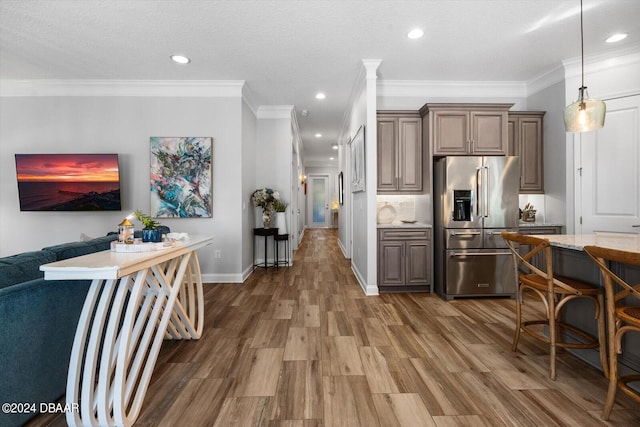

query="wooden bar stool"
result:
[584,245,640,420]
[502,232,608,380]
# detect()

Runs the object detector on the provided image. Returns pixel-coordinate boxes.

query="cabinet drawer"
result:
[518,226,561,235]
[378,228,431,241]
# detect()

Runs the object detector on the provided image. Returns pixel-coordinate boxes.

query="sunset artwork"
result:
[15,154,122,211]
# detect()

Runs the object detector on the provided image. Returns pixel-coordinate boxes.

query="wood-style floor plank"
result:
[24,228,639,427]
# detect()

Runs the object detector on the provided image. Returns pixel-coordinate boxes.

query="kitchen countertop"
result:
[377,222,432,228]
[534,233,640,252]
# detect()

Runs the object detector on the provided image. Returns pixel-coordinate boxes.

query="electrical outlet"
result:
[215,250,221,259]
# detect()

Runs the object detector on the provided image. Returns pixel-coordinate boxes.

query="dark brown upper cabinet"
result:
[420,103,513,156]
[377,111,423,193]
[508,111,545,194]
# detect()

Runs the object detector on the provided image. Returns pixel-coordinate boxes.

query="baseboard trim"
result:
[351,263,379,296]
[337,238,349,259]
[202,272,244,283]
[202,262,292,284]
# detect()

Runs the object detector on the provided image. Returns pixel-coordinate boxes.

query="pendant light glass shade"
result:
[564,0,606,133]
[564,86,606,132]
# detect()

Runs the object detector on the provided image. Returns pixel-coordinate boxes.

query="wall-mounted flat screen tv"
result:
[15,153,122,211]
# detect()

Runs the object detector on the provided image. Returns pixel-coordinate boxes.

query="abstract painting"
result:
[150,137,212,218]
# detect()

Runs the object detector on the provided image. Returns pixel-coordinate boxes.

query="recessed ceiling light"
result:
[315,92,326,100]
[606,33,628,43]
[170,55,191,64]
[329,157,335,160]
[315,133,322,138]
[332,144,338,150]
[407,28,424,39]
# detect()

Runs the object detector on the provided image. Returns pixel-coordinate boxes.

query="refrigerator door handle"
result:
[483,165,490,218]
[475,167,482,217]
[449,231,481,236]
[450,251,511,257]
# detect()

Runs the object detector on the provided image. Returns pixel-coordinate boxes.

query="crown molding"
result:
[339,64,367,146]
[256,105,294,119]
[0,79,245,97]
[526,64,566,97]
[241,84,260,116]
[562,46,640,78]
[304,158,339,168]
[378,79,527,99]
[362,59,383,79]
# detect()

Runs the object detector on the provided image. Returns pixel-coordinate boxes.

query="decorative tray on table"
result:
[110,240,175,253]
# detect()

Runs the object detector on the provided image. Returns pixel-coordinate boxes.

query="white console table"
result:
[40,235,213,427]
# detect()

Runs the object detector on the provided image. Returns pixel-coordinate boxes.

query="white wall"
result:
[0,94,244,282]
[527,80,567,227]
[344,85,368,287]
[377,80,528,111]
[337,140,349,256]
[291,113,305,247]
[254,106,294,263]
[563,51,640,233]
[241,98,257,278]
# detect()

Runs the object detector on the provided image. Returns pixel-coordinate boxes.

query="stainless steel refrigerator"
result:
[434,156,520,299]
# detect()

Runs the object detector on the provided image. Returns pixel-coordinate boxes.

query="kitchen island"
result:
[531,233,640,378]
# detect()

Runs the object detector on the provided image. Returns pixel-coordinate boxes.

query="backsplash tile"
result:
[377,195,415,222]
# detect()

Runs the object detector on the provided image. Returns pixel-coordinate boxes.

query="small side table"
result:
[274,234,290,267]
[253,227,278,269]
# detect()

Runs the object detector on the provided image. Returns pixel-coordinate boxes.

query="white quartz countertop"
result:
[534,233,640,253]
[377,222,432,228]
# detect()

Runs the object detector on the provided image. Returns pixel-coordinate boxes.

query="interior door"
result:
[307,175,330,228]
[577,95,640,234]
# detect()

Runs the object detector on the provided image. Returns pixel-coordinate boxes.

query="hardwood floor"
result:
[27,228,639,426]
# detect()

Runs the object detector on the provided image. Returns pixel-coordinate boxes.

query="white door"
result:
[307,175,330,228]
[576,95,640,233]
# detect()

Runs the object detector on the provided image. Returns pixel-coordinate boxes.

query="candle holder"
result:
[118,218,135,244]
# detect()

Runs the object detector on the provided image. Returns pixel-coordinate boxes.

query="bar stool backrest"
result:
[501,232,581,295]
[584,245,640,305]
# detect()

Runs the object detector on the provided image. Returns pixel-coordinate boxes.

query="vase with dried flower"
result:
[252,188,280,229]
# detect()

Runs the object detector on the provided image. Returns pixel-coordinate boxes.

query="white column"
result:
[363,59,382,295]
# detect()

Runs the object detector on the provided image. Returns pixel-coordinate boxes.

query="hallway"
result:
[30,228,638,426]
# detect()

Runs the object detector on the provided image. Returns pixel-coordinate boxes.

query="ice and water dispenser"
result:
[452,190,471,221]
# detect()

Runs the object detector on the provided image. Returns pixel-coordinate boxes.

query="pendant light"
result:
[564,0,606,132]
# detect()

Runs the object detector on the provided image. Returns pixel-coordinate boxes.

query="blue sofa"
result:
[0,234,118,427]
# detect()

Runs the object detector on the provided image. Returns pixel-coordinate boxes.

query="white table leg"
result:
[65,250,204,427]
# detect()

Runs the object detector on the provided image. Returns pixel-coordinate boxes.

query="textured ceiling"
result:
[1,0,639,165]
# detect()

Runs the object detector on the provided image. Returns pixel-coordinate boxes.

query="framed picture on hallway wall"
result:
[150,137,213,218]
[350,125,365,192]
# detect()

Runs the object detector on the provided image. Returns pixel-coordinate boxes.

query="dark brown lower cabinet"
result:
[378,228,431,292]
[517,225,562,268]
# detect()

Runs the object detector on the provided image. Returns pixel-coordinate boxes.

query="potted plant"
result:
[274,199,288,234]
[134,209,163,242]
